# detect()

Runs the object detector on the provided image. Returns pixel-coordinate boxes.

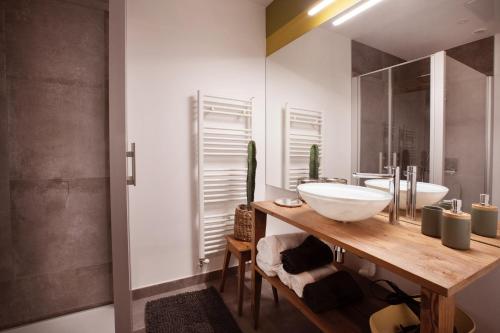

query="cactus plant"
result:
[246,140,257,208]
[309,144,320,179]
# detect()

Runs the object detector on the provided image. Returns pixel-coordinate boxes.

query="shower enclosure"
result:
[356,57,431,181]
[353,53,493,209]
[0,1,113,330]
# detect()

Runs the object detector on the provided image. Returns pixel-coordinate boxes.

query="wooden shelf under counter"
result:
[254,265,392,333]
[251,201,500,333]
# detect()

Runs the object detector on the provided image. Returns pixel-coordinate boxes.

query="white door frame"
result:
[109,0,133,332]
[429,51,446,185]
[492,34,500,205]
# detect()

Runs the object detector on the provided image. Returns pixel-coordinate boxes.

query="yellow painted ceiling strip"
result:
[266,0,360,56]
[266,0,317,37]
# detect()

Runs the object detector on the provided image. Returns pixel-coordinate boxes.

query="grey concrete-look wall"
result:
[0,0,11,289]
[0,0,111,329]
[447,36,494,76]
[352,40,404,77]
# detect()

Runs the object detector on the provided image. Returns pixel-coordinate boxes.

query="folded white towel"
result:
[256,257,278,277]
[256,232,308,267]
[277,263,338,298]
[276,264,292,288]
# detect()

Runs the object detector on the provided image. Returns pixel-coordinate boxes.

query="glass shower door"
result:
[358,58,431,181]
[391,58,431,181]
[359,70,390,174]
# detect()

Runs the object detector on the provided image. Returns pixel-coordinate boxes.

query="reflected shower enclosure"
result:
[354,54,493,210]
[357,58,431,181]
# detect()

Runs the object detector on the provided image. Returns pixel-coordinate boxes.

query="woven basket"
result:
[234,204,253,242]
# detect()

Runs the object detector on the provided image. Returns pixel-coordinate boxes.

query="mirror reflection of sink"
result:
[297,183,392,222]
[364,179,449,209]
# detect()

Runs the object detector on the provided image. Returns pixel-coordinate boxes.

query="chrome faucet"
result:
[406,166,418,220]
[353,166,401,225]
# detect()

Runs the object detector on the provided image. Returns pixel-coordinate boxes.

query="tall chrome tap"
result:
[406,166,418,220]
[353,166,401,225]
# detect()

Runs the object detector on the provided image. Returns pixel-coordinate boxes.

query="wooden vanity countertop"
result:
[252,201,500,297]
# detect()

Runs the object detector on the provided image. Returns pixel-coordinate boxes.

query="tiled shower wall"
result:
[0,0,111,329]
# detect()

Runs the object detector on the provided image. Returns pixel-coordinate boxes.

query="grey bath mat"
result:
[145,287,242,333]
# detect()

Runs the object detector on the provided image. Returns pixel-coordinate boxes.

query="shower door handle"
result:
[126,143,136,186]
[378,152,383,173]
[383,152,398,170]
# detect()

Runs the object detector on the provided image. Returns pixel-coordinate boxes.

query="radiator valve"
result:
[199,258,210,267]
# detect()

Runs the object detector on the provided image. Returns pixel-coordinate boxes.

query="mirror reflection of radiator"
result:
[197,91,253,263]
[284,104,323,191]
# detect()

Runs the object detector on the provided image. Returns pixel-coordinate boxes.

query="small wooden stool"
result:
[220,235,278,316]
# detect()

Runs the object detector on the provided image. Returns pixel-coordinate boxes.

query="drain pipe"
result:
[334,246,376,277]
[358,260,377,278]
[334,246,346,263]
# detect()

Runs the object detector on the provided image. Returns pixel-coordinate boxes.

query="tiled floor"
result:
[132,270,387,333]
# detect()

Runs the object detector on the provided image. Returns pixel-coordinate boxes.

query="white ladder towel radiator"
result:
[197,91,253,263]
[284,104,323,191]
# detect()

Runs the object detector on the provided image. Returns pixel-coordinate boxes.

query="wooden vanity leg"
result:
[237,258,245,316]
[251,207,267,330]
[219,247,231,293]
[420,287,455,333]
[252,271,262,329]
[272,286,279,305]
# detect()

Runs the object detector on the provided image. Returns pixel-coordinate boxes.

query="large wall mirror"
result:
[266,0,500,211]
[266,27,352,191]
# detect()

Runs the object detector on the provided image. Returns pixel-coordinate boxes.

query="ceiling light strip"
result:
[332,0,383,26]
[308,0,336,16]
[266,0,360,56]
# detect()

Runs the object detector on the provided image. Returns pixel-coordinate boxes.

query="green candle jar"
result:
[471,194,498,238]
[442,199,471,250]
[421,205,443,238]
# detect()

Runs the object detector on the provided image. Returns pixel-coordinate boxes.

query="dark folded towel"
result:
[302,271,364,313]
[281,235,333,274]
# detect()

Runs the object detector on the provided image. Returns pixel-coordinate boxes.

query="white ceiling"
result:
[327,0,500,60]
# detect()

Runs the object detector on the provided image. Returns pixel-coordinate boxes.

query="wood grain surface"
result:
[252,201,500,297]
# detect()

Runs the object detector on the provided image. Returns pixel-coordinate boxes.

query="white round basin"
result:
[297,183,392,222]
[364,179,449,210]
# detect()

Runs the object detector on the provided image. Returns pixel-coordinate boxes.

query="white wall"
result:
[265,28,352,189]
[126,0,266,289]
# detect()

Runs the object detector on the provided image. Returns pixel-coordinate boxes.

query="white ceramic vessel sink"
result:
[297,183,392,222]
[364,179,449,209]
